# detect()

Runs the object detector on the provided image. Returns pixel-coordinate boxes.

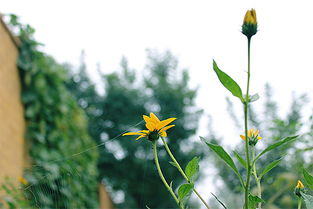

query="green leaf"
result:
[212,60,244,102]
[248,194,264,209]
[234,151,247,169]
[178,183,194,205]
[185,157,200,183]
[303,168,313,191]
[259,158,282,179]
[202,137,244,187]
[254,135,298,162]
[301,192,313,209]
[169,161,178,168]
[249,93,260,103]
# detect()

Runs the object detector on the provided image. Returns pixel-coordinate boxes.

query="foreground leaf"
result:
[254,136,298,162]
[303,168,313,191]
[234,151,247,169]
[248,194,264,209]
[178,183,194,205]
[212,60,244,102]
[259,158,282,179]
[185,157,200,183]
[202,137,244,187]
[301,192,313,209]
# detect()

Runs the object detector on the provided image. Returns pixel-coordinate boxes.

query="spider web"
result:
[11,119,147,209]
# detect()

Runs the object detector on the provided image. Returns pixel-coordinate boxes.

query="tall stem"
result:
[252,147,262,209]
[244,37,252,209]
[152,142,183,209]
[161,137,211,209]
[298,197,302,209]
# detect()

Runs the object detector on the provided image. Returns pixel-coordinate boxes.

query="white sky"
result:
[2,0,313,205]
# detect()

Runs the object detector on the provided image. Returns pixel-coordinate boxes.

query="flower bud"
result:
[242,9,258,38]
[294,180,304,197]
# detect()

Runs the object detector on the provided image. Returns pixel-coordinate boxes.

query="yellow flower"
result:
[18,176,28,185]
[243,9,257,25]
[242,9,258,38]
[240,128,262,140]
[296,180,305,189]
[240,128,262,146]
[123,112,176,141]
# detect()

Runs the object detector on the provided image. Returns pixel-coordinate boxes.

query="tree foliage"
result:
[67,50,203,208]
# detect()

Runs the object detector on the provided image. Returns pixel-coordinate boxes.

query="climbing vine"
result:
[7,14,99,208]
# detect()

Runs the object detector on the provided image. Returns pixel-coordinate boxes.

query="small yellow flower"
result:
[123,112,176,141]
[18,176,28,185]
[240,128,262,140]
[296,180,305,189]
[242,9,258,38]
[240,128,262,146]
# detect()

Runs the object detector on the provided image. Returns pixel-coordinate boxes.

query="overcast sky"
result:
[2,0,313,203]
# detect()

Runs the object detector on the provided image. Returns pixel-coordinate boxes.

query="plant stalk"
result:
[244,37,252,209]
[161,137,211,209]
[252,147,262,209]
[298,197,302,209]
[152,142,183,209]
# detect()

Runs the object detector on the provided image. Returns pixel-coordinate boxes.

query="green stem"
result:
[298,197,302,209]
[152,142,183,209]
[161,137,211,209]
[244,37,252,209]
[252,147,262,209]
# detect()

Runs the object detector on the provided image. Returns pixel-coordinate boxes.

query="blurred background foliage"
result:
[3,14,313,209]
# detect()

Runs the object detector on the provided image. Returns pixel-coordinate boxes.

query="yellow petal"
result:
[135,135,145,140]
[240,135,246,140]
[255,129,260,136]
[143,115,153,124]
[247,129,251,137]
[123,132,145,136]
[150,112,160,123]
[159,125,175,133]
[139,130,149,133]
[257,136,262,140]
[156,118,176,130]
[160,131,167,137]
[146,122,156,131]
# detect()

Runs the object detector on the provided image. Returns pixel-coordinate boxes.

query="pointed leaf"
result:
[185,157,200,183]
[212,60,244,102]
[259,158,282,179]
[249,93,260,103]
[301,192,313,209]
[254,136,298,162]
[248,194,264,209]
[303,168,313,191]
[169,161,179,169]
[178,183,194,204]
[202,137,244,187]
[234,151,247,169]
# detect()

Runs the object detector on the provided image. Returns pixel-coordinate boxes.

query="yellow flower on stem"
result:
[123,112,176,141]
[242,9,258,38]
[295,180,305,197]
[296,180,305,189]
[240,128,262,146]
